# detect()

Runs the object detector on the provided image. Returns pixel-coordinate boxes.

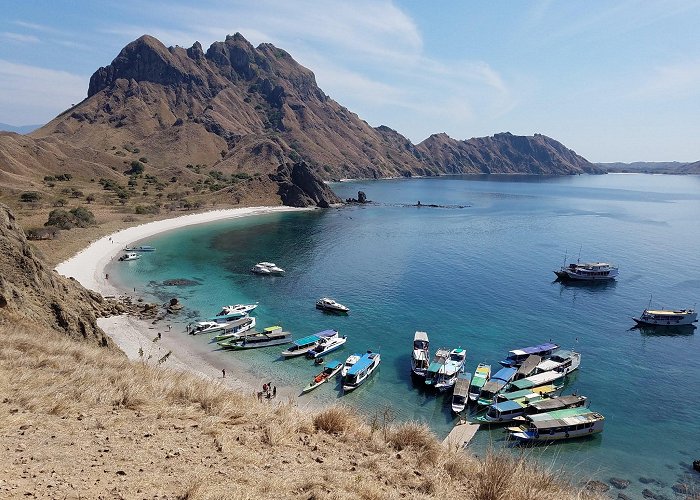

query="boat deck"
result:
[443,421,480,449]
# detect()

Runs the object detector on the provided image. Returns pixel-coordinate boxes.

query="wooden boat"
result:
[301,360,343,394]
[305,335,347,359]
[217,326,291,350]
[477,367,517,407]
[554,261,618,281]
[633,308,697,326]
[451,373,471,414]
[468,363,491,402]
[508,408,605,442]
[281,330,338,358]
[425,347,466,391]
[342,352,380,392]
[513,355,542,380]
[533,350,581,375]
[477,394,587,424]
[500,342,559,367]
[494,384,561,404]
[411,331,430,377]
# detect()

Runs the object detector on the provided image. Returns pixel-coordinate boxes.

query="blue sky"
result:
[1,0,699,162]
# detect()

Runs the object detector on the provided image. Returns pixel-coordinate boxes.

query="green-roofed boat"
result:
[508,407,604,442]
[468,363,491,402]
[217,326,291,350]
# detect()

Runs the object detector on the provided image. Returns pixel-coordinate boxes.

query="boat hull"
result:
[632,315,697,326]
[511,425,603,442]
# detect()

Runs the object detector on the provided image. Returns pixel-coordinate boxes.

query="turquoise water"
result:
[110,174,700,495]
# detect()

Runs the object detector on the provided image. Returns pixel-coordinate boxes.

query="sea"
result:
[109,173,700,495]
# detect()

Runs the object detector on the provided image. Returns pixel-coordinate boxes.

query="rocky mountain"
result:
[598,161,700,174]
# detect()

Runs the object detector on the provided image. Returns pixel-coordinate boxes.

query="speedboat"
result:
[633,308,698,326]
[477,367,517,406]
[251,262,285,275]
[500,342,559,367]
[468,363,491,402]
[211,316,257,341]
[301,360,344,394]
[215,303,258,319]
[191,316,255,336]
[451,372,471,414]
[118,252,140,261]
[425,348,466,391]
[411,331,430,377]
[315,297,349,313]
[217,326,291,350]
[281,330,339,358]
[507,408,605,442]
[342,352,381,392]
[124,245,156,252]
[341,353,362,377]
[554,261,618,281]
[306,335,347,359]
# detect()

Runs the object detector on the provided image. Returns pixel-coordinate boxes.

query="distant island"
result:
[598,161,700,174]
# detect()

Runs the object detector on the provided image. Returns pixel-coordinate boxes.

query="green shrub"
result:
[69,207,96,227]
[45,209,74,229]
[20,191,41,203]
[127,161,144,175]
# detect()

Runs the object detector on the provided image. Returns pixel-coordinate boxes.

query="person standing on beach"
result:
[222,368,226,378]
[273,386,276,398]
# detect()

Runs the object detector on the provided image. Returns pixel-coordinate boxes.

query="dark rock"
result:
[357,191,367,203]
[641,490,670,500]
[617,494,632,500]
[672,483,689,494]
[584,480,610,493]
[694,460,700,473]
[609,477,631,489]
[162,279,200,287]
[273,161,340,208]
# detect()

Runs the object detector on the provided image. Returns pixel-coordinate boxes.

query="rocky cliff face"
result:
[0,203,115,347]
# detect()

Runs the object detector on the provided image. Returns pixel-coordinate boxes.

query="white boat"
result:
[451,372,471,414]
[124,245,156,252]
[281,330,339,358]
[301,360,344,394]
[554,261,618,281]
[478,394,587,424]
[533,350,581,375]
[306,335,347,359]
[411,331,430,377]
[468,363,491,402]
[118,252,140,261]
[191,316,256,336]
[508,408,605,442]
[212,316,257,341]
[425,347,467,391]
[341,353,362,377]
[215,303,258,319]
[315,297,349,313]
[633,308,698,326]
[500,343,559,367]
[342,352,381,392]
[217,326,291,350]
[251,262,285,275]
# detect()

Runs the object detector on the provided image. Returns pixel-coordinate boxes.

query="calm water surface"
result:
[110,174,700,495]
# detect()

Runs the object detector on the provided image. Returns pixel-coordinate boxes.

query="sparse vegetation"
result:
[44,206,95,229]
[20,191,41,203]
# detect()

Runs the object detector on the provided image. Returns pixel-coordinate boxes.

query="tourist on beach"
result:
[157,332,161,340]
[222,368,226,378]
[105,273,109,280]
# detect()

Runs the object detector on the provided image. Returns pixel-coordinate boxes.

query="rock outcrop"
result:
[0,203,115,347]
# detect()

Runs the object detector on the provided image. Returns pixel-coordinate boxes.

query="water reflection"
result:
[631,324,696,337]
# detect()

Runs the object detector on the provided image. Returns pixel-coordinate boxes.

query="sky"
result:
[1,0,699,163]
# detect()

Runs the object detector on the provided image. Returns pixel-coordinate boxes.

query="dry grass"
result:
[0,317,601,499]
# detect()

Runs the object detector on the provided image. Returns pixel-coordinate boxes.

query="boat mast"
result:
[577,244,582,264]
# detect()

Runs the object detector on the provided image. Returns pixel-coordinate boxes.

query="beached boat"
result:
[118,252,140,261]
[468,363,491,402]
[477,394,587,424]
[500,342,559,367]
[214,303,258,319]
[632,308,698,326]
[217,326,291,350]
[477,367,517,406]
[554,261,618,281]
[451,373,472,414]
[251,262,285,275]
[315,297,349,313]
[123,245,156,252]
[341,353,362,377]
[211,316,257,341]
[424,348,466,391]
[342,352,381,392]
[301,360,344,394]
[306,335,347,359]
[411,331,430,377]
[281,329,339,358]
[533,350,581,375]
[508,408,605,442]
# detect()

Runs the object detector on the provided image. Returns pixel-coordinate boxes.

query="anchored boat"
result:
[301,360,344,394]
[468,363,491,402]
[281,330,339,358]
[411,331,430,378]
[500,342,559,367]
[306,335,347,359]
[214,303,258,319]
[315,297,349,313]
[342,352,380,392]
[554,261,618,281]
[217,326,291,350]
[118,252,140,261]
[477,367,517,407]
[425,348,466,391]
[508,408,605,442]
[633,308,697,326]
[477,394,587,424]
[211,316,257,340]
[123,245,156,252]
[251,262,285,275]
[451,372,472,414]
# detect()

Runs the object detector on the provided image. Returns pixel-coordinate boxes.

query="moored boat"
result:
[533,349,581,375]
[281,330,339,358]
[411,331,430,377]
[500,342,559,367]
[301,360,344,394]
[211,316,257,340]
[118,252,140,261]
[477,394,587,424]
[215,303,258,319]
[633,308,698,326]
[217,326,291,350]
[341,353,362,377]
[124,245,156,252]
[506,369,567,393]
[306,335,348,359]
[342,352,381,392]
[451,372,471,414]
[468,363,491,402]
[315,297,349,313]
[508,408,605,442]
[425,348,466,391]
[554,261,618,281]
[477,367,517,406]
[513,355,542,380]
[191,315,256,336]
[251,262,285,275]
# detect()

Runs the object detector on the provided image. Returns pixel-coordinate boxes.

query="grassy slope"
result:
[0,316,595,500]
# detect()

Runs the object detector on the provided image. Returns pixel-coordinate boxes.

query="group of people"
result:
[258,383,276,401]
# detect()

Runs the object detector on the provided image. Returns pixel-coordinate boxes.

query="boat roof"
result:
[510,371,563,390]
[470,377,487,389]
[475,363,491,376]
[646,309,694,315]
[492,367,517,382]
[427,362,444,372]
[516,355,542,376]
[493,400,524,412]
[325,360,343,369]
[453,374,471,395]
[292,335,320,346]
[482,379,508,393]
[507,342,559,357]
[264,326,282,332]
[527,407,591,422]
[317,329,338,337]
[529,410,603,430]
[498,388,545,401]
[414,331,429,342]
[413,350,429,361]
[347,353,376,376]
[530,395,584,412]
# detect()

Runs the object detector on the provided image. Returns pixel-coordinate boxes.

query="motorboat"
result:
[411,331,430,377]
[434,348,467,391]
[215,303,258,319]
[554,261,618,281]
[251,262,285,275]
[281,330,338,358]
[341,353,362,377]
[500,342,559,367]
[301,360,344,394]
[477,367,517,407]
[124,245,156,252]
[477,394,587,425]
[533,350,581,375]
[468,363,491,402]
[306,335,347,359]
[342,352,381,392]
[507,408,605,442]
[217,326,291,350]
[118,252,140,261]
[190,316,255,336]
[451,372,471,414]
[633,308,698,326]
[315,297,349,314]
[211,316,257,341]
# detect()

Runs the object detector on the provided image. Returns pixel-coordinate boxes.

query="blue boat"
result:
[124,245,156,252]
[281,329,338,358]
[342,352,381,392]
[477,367,517,406]
[499,342,560,367]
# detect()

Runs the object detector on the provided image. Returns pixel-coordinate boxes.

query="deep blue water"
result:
[110,174,700,495]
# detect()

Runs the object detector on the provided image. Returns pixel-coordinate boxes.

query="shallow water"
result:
[110,174,700,494]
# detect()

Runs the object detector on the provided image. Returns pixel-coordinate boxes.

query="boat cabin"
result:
[500,342,559,367]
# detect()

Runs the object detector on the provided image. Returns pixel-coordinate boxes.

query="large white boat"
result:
[251,262,285,275]
[533,350,581,375]
[554,261,618,281]
[341,353,362,377]
[342,352,381,392]
[315,297,349,313]
[411,331,430,377]
[118,252,141,261]
[478,394,587,424]
[633,308,697,326]
[425,348,466,391]
[508,408,605,442]
[305,335,348,359]
[191,316,256,336]
[215,303,258,319]
[281,329,339,358]
[211,316,257,341]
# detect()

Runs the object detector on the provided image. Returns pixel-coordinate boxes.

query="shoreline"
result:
[56,206,314,401]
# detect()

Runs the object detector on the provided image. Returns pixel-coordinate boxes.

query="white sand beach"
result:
[55,206,311,400]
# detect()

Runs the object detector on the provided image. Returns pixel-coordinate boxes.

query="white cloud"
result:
[1,32,40,44]
[631,60,700,100]
[0,60,86,124]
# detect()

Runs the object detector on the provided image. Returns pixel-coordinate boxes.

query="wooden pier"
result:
[442,421,480,449]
